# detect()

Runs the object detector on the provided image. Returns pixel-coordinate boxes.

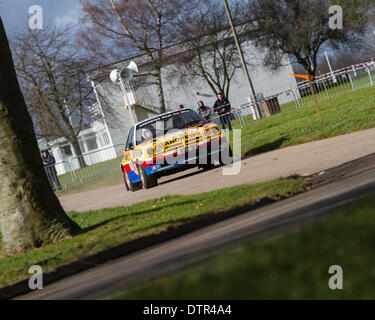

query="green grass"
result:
[111,193,375,300]
[236,86,375,157]
[280,73,372,113]
[0,176,307,288]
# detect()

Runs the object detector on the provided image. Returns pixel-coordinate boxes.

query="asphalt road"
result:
[59,128,375,212]
[18,163,375,300]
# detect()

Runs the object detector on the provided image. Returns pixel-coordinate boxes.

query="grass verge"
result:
[237,86,375,157]
[57,86,375,196]
[111,193,375,300]
[0,176,307,288]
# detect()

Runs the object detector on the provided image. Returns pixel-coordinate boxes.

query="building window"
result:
[86,136,98,152]
[102,132,110,146]
[60,145,72,158]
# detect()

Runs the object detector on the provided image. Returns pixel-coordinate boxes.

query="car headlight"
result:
[134,150,143,158]
[146,148,155,157]
[204,127,220,137]
[155,143,164,154]
[204,129,211,137]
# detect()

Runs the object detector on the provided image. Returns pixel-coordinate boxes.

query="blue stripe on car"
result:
[128,170,141,183]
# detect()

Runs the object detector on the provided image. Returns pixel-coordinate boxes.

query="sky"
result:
[0,0,81,34]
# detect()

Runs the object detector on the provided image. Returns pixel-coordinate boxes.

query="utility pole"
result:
[223,0,256,101]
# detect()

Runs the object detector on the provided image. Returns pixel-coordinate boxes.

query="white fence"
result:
[50,144,124,188]
[227,58,375,120]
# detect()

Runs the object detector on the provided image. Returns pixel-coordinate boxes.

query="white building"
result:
[37,114,121,175]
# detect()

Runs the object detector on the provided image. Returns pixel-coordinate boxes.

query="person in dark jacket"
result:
[213,93,232,131]
[42,150,62,191]
[197,101,211,122]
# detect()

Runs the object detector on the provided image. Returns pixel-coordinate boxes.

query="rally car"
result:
[120,108,232,192]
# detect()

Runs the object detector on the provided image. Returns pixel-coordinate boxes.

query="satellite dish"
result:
[110,69,120,83]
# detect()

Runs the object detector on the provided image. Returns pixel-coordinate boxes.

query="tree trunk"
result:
[155,67,166,114]
[69,135,87,169]
[0,18,81,256]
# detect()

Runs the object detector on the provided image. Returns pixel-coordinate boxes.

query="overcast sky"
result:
[0,0,81,34]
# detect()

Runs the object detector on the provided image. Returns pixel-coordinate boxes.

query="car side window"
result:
[125,127,135,150]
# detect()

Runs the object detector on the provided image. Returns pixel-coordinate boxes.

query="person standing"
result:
[213,93,232,131]
[197,101,211,122]
[42,150,62,191]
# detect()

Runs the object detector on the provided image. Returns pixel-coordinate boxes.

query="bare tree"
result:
[12,26,96,168]
[247,0,374,78]
[355,25,375,60]
[79,0,201,114]
[0,18,81,256]
[169,0,250,98]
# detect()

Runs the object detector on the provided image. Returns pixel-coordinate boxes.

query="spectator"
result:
[197,101,211,122]
[42,150,62,192]
[213,93,232,131]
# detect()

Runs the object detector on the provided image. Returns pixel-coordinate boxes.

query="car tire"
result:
[139,164,158,189]
[201,163,216,170]
[124,169,141,192]
[199,151,215,170]
[219,145,233,166]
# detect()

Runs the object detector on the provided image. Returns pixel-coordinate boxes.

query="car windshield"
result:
[135,109,206,145]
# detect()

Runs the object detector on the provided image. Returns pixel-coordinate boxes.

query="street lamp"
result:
[110,61,139,125]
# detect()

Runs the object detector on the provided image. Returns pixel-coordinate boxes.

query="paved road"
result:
[18,164,375,300]
[60,128,375,212]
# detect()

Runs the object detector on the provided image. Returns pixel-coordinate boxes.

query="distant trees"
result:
[0,18,81,256]
[12,27,95,168]
[247,0,374,78]
[171,0,251,98]
[355,25,375,61]
[79,0,202,113]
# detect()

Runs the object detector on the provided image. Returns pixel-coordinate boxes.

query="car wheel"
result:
[201,163,215,170]
[139,164,158,189]
[124,170,140,192]
[199,152,215,170]
[219,145,233,166]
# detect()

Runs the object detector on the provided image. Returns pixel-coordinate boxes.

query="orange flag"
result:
[289,73,315,81]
